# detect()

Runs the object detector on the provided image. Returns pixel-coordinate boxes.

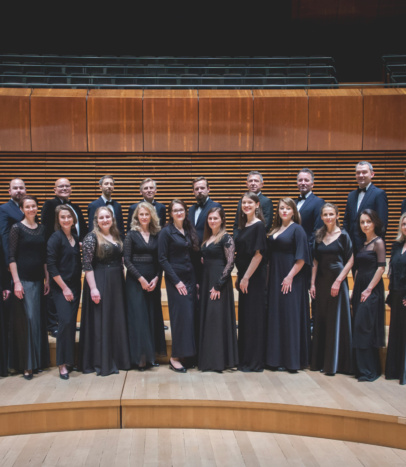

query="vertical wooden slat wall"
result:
[0,87,405,246]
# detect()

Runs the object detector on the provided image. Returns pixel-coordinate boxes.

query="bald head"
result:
[54,178,72,201]
[9,179,26,203]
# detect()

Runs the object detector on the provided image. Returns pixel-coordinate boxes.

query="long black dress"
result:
[234,221,267,372]
[47,230,82,367]
[199,233,238,371]
[80,233,130,376]
[266,223,311,371]
[352,237,386,382]
[124,230,166,368]
[0,247,10,377]
[158,223,197,359]
[311,231,353,375]
[8,222,50,372]
[385,241,406,385]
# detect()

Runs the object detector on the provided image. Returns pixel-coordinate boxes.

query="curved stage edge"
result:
[1,398,405,450]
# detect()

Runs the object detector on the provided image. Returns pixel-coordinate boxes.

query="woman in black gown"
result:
[234,192,267,372]
[352,209,386,382]
[80,206,130,376]
[199,207,238,372]
[124,202,166,371]
[158,199,199,373]
[266,197,311,373]
[310,203,354,376]
[0,247,11,377]
[8,195,50,380]
[385,213,406,385]
[47,205,82,380]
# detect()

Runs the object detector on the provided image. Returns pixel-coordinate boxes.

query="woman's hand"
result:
[210,287,220,300]
[281,276,293,294]
[14,281,24,300]
[176,281,187,296]
[63,286,74,302]
[147,276,159,292]
[44,281,50,296]
[91,287,101,304]
[139,277,150,291]
[331,279,341,297]
[2,290,10,301]
[239,277,249,294]
[309,284,316,299]
[360,288,372,302]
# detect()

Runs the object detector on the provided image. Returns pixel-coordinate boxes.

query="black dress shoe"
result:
[169,364,187,373]
[164,325,168,330]
[59,372,69,380]
[150,362,159,367]
[49,330,58,338]
[23,372,33,381]
[138,366,146,372]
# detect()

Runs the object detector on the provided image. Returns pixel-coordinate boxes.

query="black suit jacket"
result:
[343,183,388,254]
[47,230,82,283]
[127,200,166,232]
[88,197,124,238]
[401,198,406,215]
[0,200,24,264]
[295,193,325,246]
[41,197,88,242]
[233,193,273,238]
[188,198,222,243]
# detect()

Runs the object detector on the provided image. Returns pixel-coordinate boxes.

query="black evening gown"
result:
[311,231,353,375]
[199,233,238,371]
[47,230,82,367]
[8,222,50,372]
[385,241,406,385]
[352,237,386,382]
[0,247,10,377]
[266,223,311,371]
[235,221,267,372]
[80,233,130,376]
[158,224,197,359]
[124,230,166,368]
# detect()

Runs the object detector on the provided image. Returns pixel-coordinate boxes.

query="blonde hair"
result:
[130,202,161,235]
[92,207,123,258]
[395,213,406,243]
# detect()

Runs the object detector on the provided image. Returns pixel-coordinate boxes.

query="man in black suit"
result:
[127,178,166,232]
[0,178,26,264]
[41,178,88,242]
[295,168,324,247]
[188,176,221,243]
[401,169,406,215]
[343,161,388,257]
[88,175,124,238]
[233,171,273,238]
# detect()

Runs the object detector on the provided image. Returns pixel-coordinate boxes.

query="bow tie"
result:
[105,200,113,206]
[61,199,69,205]
[197,201,205,208]
[298,195,306,201]
[357,187,367,194]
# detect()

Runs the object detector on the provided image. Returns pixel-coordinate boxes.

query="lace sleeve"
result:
[82,233,97,271]
[214,234,235,291]
[374,237,386,267]
[123,232,142,280]
[8,223,20,264]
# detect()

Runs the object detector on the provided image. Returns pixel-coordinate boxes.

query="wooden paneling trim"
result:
[0,88,31,152]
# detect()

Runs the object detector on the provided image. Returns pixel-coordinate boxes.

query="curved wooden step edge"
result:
[0,400,121,437]
[121,399,406,451]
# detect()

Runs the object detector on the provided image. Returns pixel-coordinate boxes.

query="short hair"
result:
[54,205,78,232]
[358,209,384,237]
[356,161,374,172]
[297,168,314,181]
[99,175,115,185]
[247,171,263,183]
[19,194,37,209]
[130,202,161,235]
[395,213,406,243]
[140,178,157,190]
[193,176,209,188]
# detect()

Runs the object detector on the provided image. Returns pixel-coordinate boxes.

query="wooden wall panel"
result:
[31,89,88,152]
[253,90,308,152]
[87,90,143,152]
[363,89,406,151]
[0,89,31,152]
[143,90,198,152]
[199,90,253,152]
[308,89,363,151]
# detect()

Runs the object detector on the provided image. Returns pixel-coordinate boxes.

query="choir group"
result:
[0,162,405,386]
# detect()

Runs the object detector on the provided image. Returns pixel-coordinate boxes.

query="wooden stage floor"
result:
[0,365,405,450]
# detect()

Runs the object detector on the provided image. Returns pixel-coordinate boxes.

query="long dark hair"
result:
[358,209,384,237]
[315,203,340,243]
[269,197,301,235]
[168,199,200,251]
[238,192,265,229]
[202,207,227,246]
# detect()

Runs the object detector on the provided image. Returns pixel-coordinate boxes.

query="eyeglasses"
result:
[173,209,185,214]
[56,185,71,189]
